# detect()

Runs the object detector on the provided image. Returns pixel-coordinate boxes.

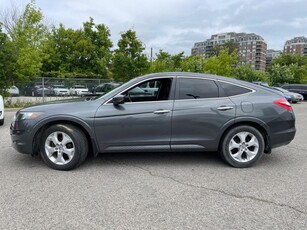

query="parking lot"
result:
[0,103,306,229]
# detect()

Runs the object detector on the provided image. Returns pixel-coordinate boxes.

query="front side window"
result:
[120,78,173,103]
[178,78,219,99]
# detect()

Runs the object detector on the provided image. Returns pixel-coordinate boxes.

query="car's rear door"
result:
[171,76,235,151]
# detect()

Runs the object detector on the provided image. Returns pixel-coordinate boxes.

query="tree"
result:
[82,17,113,77]
[148,50,173,73]
[0,25,17,95]
[41,18,113,78]
[1,0,48,83]
[232,65,269,83]
[181,56,205,73]
[148,50,185,73]
[268,53,307,84]
[112,29,149,82]
[267,64,294,86]
[204,49,238,77]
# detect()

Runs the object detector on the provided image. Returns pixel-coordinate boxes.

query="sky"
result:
[1,0,307,56]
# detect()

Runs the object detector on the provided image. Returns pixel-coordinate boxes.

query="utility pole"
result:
[150,47,153,62]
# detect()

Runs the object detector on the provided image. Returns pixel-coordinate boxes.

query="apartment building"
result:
[283,36,307,56]
[266,49,282,69]
[191,32,267,71]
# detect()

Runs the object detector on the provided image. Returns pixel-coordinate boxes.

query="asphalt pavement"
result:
[0,103,306,229]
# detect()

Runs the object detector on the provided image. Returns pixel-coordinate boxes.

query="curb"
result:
[5,108,20,112]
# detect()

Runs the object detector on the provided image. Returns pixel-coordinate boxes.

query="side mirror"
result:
[112,95,125,105]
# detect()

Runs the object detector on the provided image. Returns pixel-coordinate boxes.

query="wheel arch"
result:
[32,116,99,157]
[218,118,271,154]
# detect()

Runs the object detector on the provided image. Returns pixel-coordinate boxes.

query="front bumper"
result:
[10,120,34,155]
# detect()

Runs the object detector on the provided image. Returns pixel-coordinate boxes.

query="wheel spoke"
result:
[56,152,66,164]
[61,133,72,145]
[63,148,74,159]
[51,132,60,145]
[245,149,257,161]
[246,136,258,148]
[45,146,56,157]
[229,139,240,150]
[232,149,244,161]
[237,132,248,143]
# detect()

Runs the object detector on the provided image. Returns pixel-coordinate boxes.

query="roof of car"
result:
[137,72,256,87]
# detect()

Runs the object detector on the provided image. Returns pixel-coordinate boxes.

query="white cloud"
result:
[1,0,307,54]
[289,17,307,28]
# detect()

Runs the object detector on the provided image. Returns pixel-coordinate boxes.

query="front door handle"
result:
[217,106,233,111]
[154,110,171,114]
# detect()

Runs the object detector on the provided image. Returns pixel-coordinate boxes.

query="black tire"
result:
[0,118,4,126]
[220,125,264,168]
[40,124,88,170]
[292,101,297,104]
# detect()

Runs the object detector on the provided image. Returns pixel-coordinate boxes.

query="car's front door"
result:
[171,77,235,151]
[94,77,175,152]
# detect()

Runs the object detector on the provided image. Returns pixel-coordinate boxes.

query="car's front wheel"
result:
[40,124,88,170]
[0,118,4,126]
[220,125,264,168]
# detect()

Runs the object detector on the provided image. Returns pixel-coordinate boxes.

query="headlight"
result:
[15,112,44,121]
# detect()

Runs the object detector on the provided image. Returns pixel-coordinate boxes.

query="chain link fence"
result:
[4,77,111,106]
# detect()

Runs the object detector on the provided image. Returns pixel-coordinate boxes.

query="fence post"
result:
[42,77,45,102]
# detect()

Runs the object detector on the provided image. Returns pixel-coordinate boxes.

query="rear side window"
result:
[220,82,252,96]
[178,78,219,99]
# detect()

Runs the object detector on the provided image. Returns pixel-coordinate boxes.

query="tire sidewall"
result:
[221,126,265,168]
[40,124,87,170]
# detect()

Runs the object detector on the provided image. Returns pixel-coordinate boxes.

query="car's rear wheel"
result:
[220,125,264,168]
[40,124,88,170]
[0,118,4,126]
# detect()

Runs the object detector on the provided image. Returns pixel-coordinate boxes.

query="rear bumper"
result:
[268,111,296,149]
[270,127,296,149]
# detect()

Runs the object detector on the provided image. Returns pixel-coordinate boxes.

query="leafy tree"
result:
[148,50,173,72]
[181,56,205,73]
[42,18,113,78]
[0,25,17,95]
[112,29,149,81]
[270,53,307,67]
[82,17,113,76]
[204,49,238,77]
[232,65,269,83]
[1,0,48,84]
[42,24,97,77]
[148,50,185,73]
[268,53,307,84]
[267,64,294,86]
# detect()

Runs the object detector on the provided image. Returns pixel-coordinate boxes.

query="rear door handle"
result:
[154,110,171,114]
[217,106,233,111]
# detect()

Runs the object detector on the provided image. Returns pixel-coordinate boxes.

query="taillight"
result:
[274,98,293,111]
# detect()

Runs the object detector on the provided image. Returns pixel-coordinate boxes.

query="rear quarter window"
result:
[219,82,252,96]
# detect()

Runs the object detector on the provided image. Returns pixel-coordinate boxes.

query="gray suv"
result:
[10,73,296,170]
